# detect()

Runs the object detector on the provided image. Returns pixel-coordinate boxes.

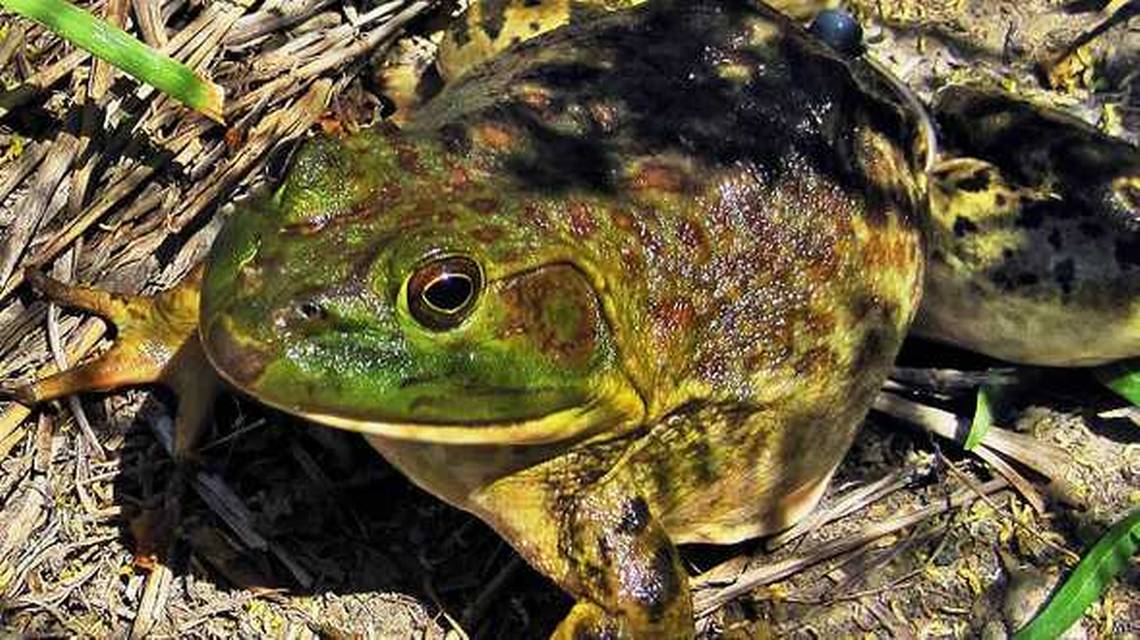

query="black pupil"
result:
[423,274,473,312]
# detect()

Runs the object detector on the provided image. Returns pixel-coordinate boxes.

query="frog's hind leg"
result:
[472,441,694,639]
[1,268,218,457]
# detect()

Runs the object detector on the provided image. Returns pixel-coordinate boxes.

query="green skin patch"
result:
[199,130,644,444]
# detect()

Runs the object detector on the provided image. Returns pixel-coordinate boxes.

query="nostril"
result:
[297,300,328,321]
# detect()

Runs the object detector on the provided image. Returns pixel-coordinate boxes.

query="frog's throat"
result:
[253,380,646,446]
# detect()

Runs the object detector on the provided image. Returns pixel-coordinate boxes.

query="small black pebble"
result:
[809,9,864,56]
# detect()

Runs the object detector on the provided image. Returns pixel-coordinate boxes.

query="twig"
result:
[461,556,524,629]
[767,465,928,550]
[130,561,173,639]
[691,478,1009,616]
[44,255,107,461]
[872,391,1071,483]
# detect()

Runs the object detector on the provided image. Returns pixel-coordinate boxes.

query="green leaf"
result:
[1013,506,1140,640]
[964,384,994,451]
[0,0,223,121]
[1095,359,1140,406]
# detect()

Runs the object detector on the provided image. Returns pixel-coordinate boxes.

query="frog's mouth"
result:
[223,372,645,446]
[282,386,644,445]
[201,316,646,446]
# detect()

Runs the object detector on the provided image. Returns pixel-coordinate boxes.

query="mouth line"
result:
[258,395,626,445]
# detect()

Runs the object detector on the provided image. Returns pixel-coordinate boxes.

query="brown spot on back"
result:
[520,201,551,231]
[395,143,421,173]
[627,160,693,193]
[470,197,499,214]
[620,246,644,275]
[470,225,504,244]
[448,166,470,190]
[676,217,710,262]
[470,121,519,151]
[512,83,554,113]
[587,100,620,133]
[610,208,634,232]
[651,296,695,340]
[568,200,598,239]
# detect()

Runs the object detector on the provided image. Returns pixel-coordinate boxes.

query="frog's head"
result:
[199,132,644,445]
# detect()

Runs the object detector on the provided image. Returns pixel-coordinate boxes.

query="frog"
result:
[2,0,1138,638]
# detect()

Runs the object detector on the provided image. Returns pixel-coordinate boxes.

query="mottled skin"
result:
[918,87,1140,365]
[204,4,928,636]
[3,0,1139,638]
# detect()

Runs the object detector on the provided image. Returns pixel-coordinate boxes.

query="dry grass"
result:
[0,0,1138,637]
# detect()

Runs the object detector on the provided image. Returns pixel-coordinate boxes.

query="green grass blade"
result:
[964,384,994,451]
[0,0,223,121]
[1013,506,1140,640]
[1095,359,1140,406]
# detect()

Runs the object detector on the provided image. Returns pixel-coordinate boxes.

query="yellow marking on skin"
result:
[438,0,646,83]
[714,61,753,84]
[236,372,646,446]
[747,19,780,47]
[1113,173,1140,209]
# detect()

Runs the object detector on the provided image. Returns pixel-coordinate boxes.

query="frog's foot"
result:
[474,449,694,639]
[3,268,217,458]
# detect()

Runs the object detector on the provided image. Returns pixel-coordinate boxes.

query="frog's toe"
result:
[0,380,34,405]
[12,267,215,456]
[18,268,202,399]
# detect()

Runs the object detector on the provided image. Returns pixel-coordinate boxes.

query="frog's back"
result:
[390,0,931,542]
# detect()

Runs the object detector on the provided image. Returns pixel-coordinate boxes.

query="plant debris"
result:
[0,0,1138,637]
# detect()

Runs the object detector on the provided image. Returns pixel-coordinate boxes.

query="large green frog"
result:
[3,0,1138,637]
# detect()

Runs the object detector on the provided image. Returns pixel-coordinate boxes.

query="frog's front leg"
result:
[2,267,217,457]
[473,446,693,639]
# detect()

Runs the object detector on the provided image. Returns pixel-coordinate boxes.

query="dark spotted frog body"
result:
[5,0,1138,638]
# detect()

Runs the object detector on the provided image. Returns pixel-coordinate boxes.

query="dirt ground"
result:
[0,0,1138,638]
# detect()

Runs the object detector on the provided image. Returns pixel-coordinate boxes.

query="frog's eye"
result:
[407,256,483,331]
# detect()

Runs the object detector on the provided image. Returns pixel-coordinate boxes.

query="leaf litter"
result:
[0,0,1138,637]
